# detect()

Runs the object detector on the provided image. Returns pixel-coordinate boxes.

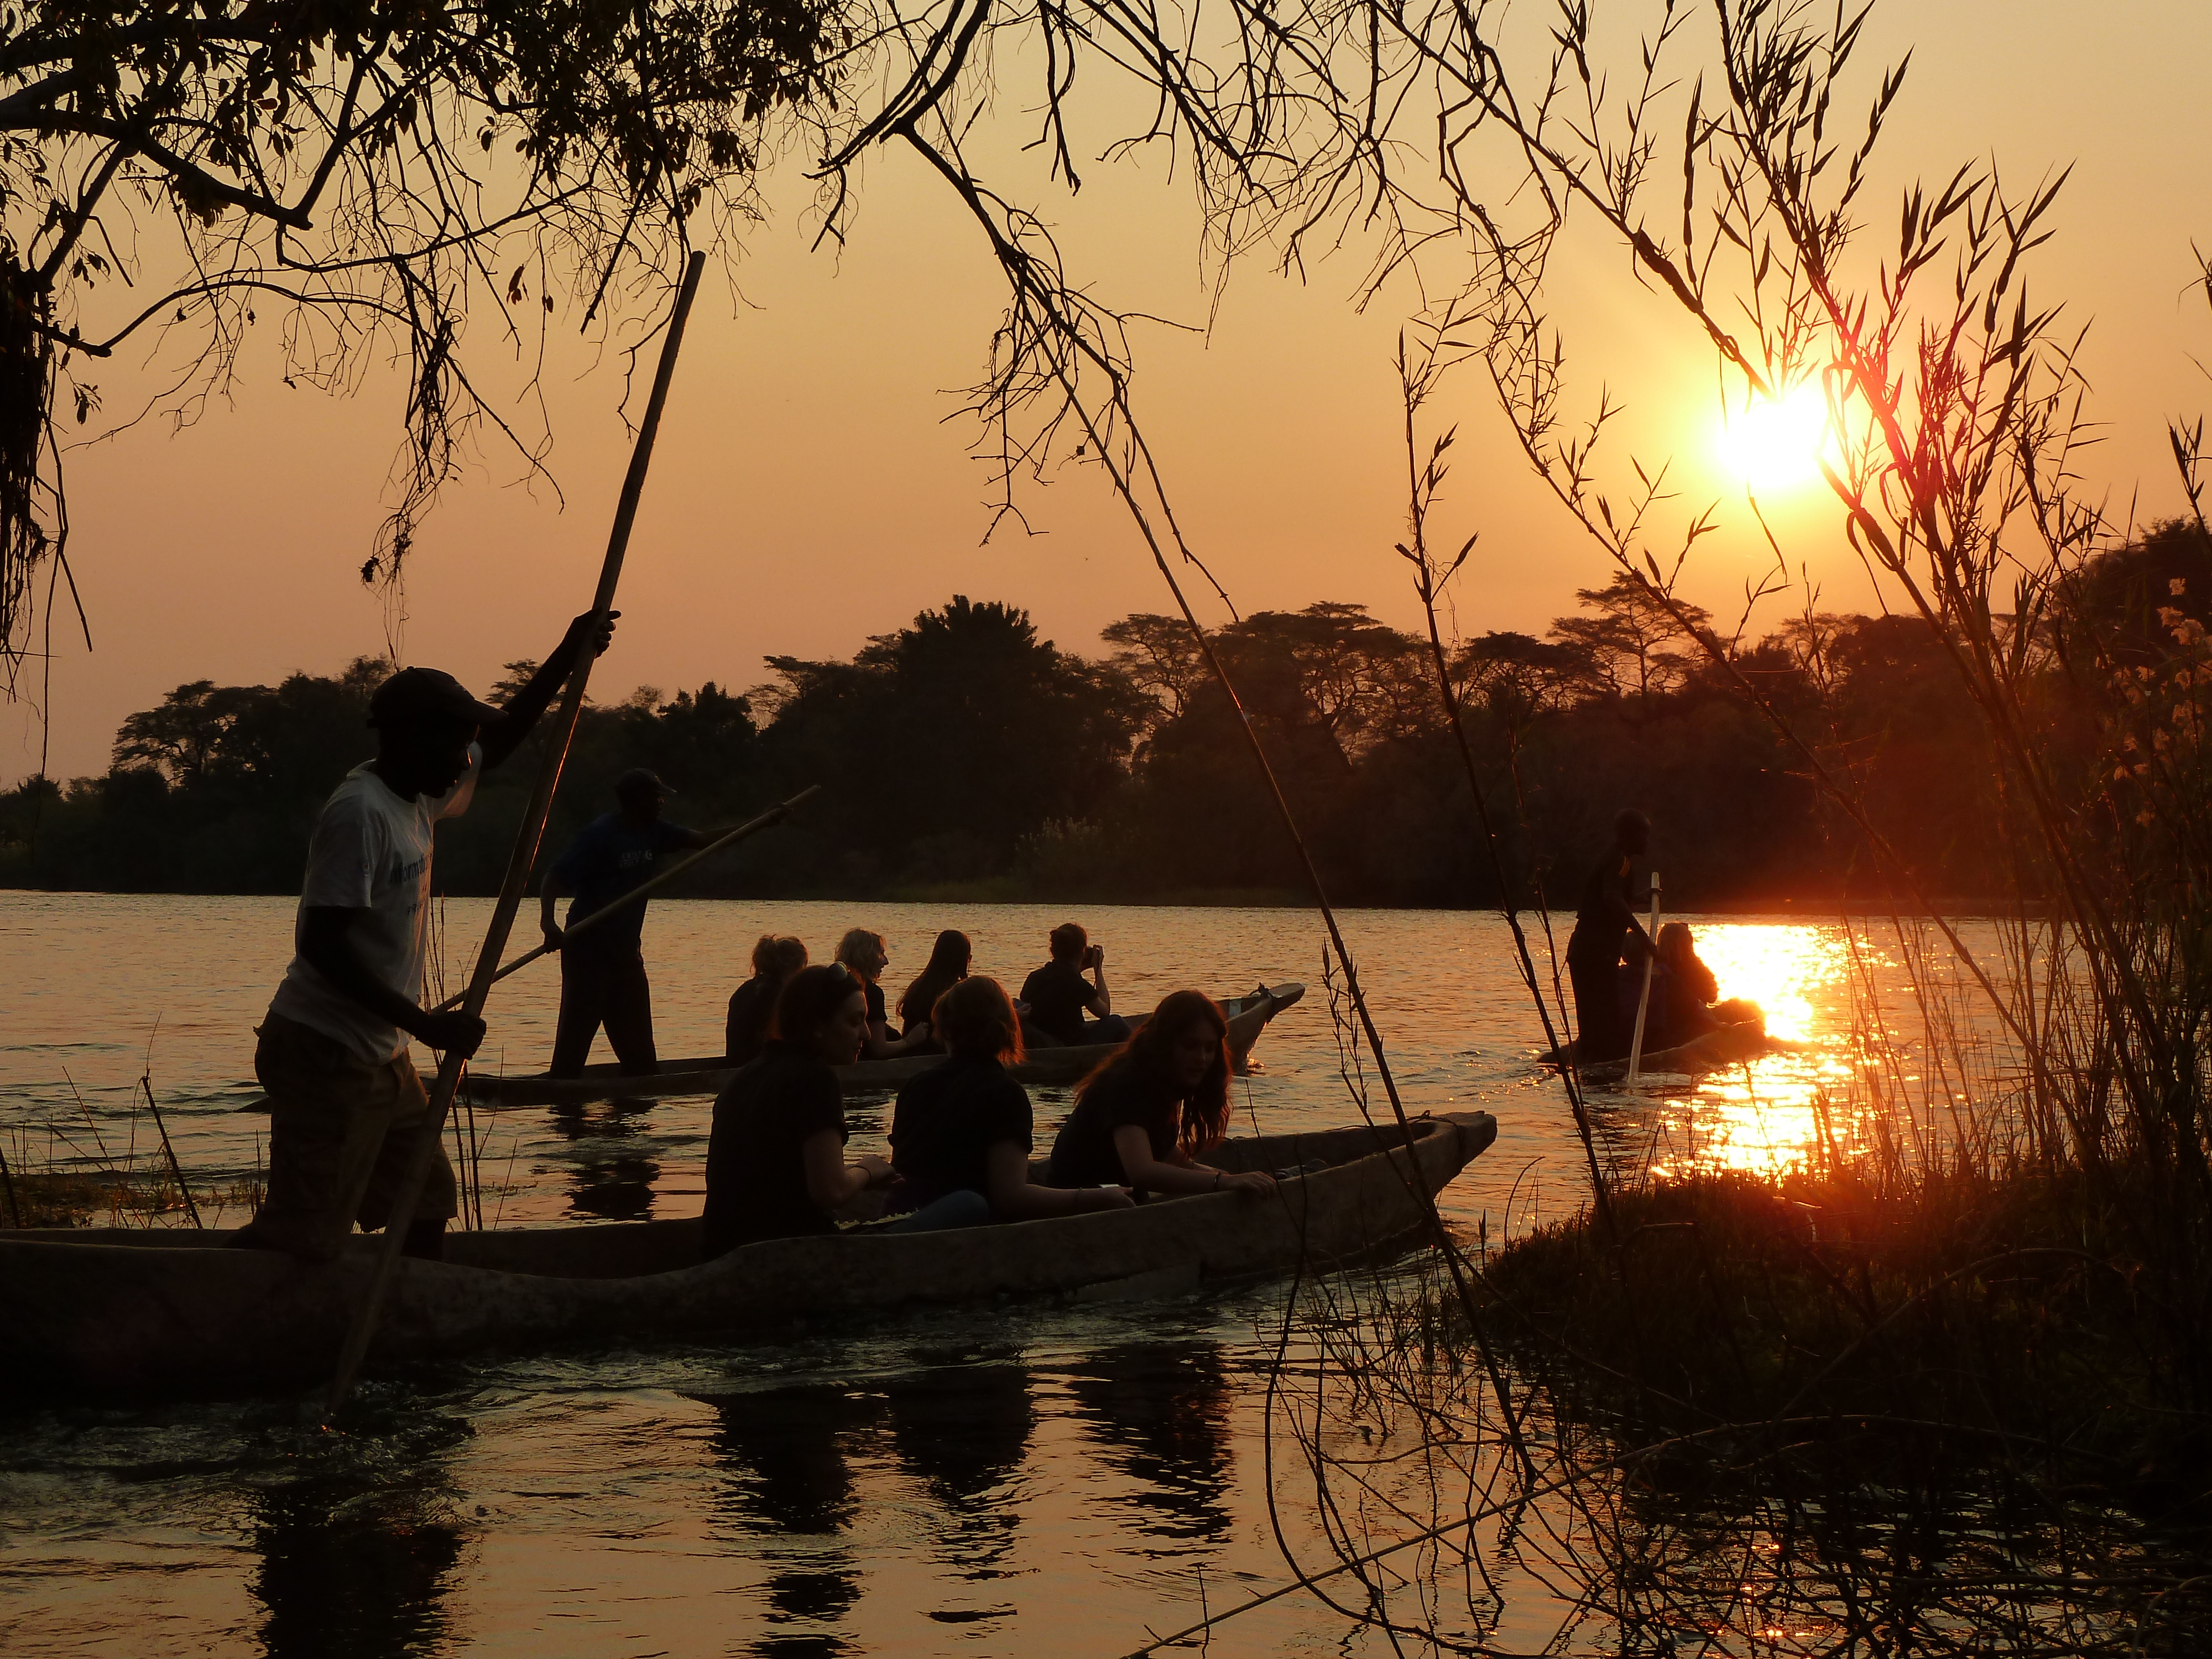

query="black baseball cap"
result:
[615,767,672,802]
[367,667,503,731]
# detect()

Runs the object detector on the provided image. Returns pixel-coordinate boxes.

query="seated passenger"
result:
[836,928,933,1059]
[1655,921,1723,1043]
[1620,921,1747,1051]
[1047,992,1279,1199]
[726,933,808,1065]
[897,930,973,1048]
[701,964,894,1257]
[890,978,1136,1222]
[1018,922,1130,1048]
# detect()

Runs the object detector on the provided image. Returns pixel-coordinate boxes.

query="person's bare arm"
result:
[478,612,618,770]
[300,907,483,1055]
[1109,1123,1275,1196]
[984,1142,1134,1219]
[1084,944,1112,1017]
[539,872,570,950]
[1604,878,1654,957]
[862,1013,930,1059]
[800,1131,891,1211]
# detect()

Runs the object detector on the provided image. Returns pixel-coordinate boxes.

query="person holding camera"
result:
[1018,921,1130,1047]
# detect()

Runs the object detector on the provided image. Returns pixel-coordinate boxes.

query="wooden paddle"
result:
[1625,870,1662,1088]
[322,249,707,1418]
[426,784,822,1015]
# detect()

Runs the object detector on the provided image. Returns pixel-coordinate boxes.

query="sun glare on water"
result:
[1645,922,1857,1180]
[1691,923,1839,1044]
[1715,382,1828,491]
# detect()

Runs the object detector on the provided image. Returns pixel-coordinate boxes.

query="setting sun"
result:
[1717,381,1829,491]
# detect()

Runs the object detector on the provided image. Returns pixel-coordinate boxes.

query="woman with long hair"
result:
[836,927,933,1060]
[1047,992,1277,1198]
[889,978,1136,1222]
[724,933,808,1064]
[1641,920,1761,1045]
[896,930,972,1044]
[702,963,894,1256]
[1653,921,1719,1046]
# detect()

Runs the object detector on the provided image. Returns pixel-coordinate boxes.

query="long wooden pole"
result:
[322,250,707,1417]
[1625,870,1662,1088]
[427,785,821,1015]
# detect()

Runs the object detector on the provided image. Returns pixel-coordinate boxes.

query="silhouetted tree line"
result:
[6,526,2205,906]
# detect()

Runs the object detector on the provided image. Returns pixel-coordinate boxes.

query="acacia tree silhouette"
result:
[0,0,1468,690]
[0,0,845,676]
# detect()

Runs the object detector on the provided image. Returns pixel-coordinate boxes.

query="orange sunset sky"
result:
[7,1,2210,786]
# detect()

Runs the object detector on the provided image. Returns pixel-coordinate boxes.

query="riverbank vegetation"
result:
[1185,0,2212,1643]
[8,522,2206,903]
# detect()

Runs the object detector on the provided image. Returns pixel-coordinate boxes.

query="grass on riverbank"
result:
[0,1166,259,1228]
[1481,1163,2212,1508]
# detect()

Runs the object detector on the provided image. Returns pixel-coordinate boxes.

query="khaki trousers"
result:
[245,1012,457,1261]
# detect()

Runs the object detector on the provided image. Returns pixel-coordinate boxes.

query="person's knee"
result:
[358,1130,458,1235]
[935,1190,992,1229]
[879,1189,991,1233]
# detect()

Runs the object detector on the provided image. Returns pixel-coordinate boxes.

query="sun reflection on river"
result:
[1688,922,1846,1043]
[1665,1056,1860,1177]
[1644,921,1859,1179]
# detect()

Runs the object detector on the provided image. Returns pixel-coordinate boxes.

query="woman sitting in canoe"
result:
[725,933,808,1065]
[836,928,935,1060]
[1627,922,1764,1051]
[701,964,982,1258]
[1048,992,1279,1199]
[896,930,972,1049]
[889,977,1136,1222]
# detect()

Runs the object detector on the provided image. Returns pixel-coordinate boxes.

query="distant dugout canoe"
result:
[450,982,1306,1109]
[0,1108,1494,1400]
[1538,1019,1788,1081]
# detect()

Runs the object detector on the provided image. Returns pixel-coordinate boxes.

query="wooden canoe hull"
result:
[0,1108,1491,1401]
[450,981,1306,1108]
[1539,1020,1787,1081]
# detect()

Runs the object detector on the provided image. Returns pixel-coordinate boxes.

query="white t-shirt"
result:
[265,748,483,1062]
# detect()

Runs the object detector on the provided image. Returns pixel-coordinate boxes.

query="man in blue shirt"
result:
[539,768,716,1078]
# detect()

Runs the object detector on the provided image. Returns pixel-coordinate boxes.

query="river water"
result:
[0,894,2001,1656]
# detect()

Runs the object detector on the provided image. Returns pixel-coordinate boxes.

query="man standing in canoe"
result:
[1564,808,1655,1063]
[539,768,722,1078]
[232,613,616,1262]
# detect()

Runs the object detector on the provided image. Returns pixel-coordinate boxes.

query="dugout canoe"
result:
[0,1107,1493,1400]
[452,981,1306,1110]
[1537,1019,1790,1081]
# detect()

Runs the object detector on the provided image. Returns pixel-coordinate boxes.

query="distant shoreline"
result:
[0,884,2043,919]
